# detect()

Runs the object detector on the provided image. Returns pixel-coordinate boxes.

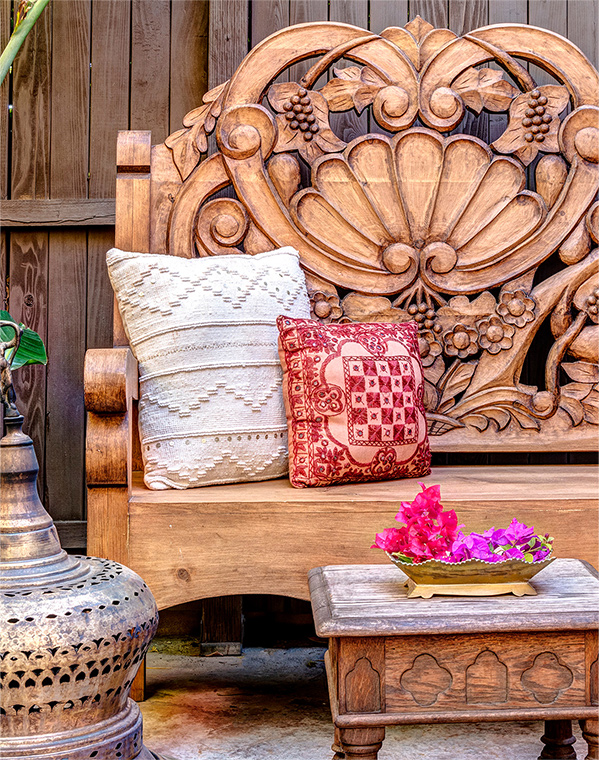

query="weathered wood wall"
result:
[1,0,209,546]
[1,0,597,643]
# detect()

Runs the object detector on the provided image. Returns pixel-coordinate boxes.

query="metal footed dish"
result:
[386,554,555,598]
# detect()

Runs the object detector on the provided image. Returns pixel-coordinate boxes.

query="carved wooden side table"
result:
[309,559,599,760]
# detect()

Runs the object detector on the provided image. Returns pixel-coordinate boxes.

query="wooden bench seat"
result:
[125,465,597,610]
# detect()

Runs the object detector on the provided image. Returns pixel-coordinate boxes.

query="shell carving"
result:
[289,130,547,295]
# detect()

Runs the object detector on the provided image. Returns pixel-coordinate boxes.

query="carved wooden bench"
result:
[85,16,598,686]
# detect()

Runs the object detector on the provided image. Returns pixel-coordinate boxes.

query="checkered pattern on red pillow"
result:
[276,317,431,488]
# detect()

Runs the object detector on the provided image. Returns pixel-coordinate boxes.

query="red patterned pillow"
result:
[277,317,431,488]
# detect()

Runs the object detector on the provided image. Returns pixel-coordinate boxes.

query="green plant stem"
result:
[0,0,51,86]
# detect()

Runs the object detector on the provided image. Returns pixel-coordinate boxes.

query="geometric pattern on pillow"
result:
[277,317,431,488]
[107,247,310,489]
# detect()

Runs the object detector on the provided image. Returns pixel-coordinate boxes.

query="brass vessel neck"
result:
[1,415,84,586]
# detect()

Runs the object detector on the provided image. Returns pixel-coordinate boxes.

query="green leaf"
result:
[0,310,47,369]
[523,552,534,563]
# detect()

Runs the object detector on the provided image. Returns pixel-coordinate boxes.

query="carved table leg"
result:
[580,719,599,760]
[332,726,345,759]
[539,720,577,759]
[339,727,384,760]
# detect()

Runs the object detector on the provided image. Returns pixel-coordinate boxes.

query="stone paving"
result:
[141,649,584,760]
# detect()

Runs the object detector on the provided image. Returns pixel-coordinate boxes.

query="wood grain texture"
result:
[209,0,249,89]
[50,0,91,200]
[170,0,209,134]
[0,0,10,201]
[385,630,586,712]
[2,199,116,226]
[87,229,115,350]
[409,0,448,28]
[131,0,171,144]
[10,0,51,200]
[124,469,598,609]
[288,0,329,84]
[369,0,408,34]
[45,230,87,520]
[309,560,599,637]
[9,231,49,498]
[89,0,131,199]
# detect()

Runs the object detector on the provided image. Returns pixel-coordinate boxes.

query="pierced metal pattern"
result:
[0,413,161,759]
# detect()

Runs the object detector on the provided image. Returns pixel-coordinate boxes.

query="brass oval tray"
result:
[386,554,555,598]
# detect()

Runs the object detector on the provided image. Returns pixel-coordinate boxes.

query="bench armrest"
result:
[84,348,139,487]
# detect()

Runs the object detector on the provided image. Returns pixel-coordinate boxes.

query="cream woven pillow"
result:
[107,247,310,489]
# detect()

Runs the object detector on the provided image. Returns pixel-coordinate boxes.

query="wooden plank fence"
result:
[1,0,597,640]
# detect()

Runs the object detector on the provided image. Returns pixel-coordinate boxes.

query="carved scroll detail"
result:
[161,16,599,451]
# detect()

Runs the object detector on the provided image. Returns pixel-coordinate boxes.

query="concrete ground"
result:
[140,648,585,760]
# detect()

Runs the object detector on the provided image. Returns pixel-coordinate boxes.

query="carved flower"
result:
[419,330,443,367]
[310,291,343,322]
[267,83,345,163]
[443,324,478,359]
[492,85,570,166]
[477,316,515,354]
[497,290,536,327]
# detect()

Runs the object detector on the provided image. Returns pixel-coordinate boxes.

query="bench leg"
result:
[539,720,577,758]
[130,657,146,702]
[339,727,384,760]
[580,719,599,760]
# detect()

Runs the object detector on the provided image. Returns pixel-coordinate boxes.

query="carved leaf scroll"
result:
[453,68,519,114]
[321,66,387,114]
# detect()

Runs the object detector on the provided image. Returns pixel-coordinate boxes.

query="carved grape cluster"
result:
[408,302,439,332]
[282,88,320,142]
[521,89,552,143]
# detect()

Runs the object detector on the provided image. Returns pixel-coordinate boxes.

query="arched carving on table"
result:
[158,16,599,452]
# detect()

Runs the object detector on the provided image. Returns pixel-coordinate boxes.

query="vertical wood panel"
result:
[131,0,171,144]
[11,0,52,199]
[288,0,328,84]
[209,0,249,89]
[528,0,567,85]
[89,0,131,199]
[9,233,49,497]
[251,0,289,46]
[568,0,598,68]
[409,0,448,27]
[0,0,10,325]
[86,229,114,351]
[87,0,131,354]
[9,0,52,485]
[370,1,409,34]
[50,0,90,199]
[0,0,10,201]
[170,0,209,134]
[46,0,91,520]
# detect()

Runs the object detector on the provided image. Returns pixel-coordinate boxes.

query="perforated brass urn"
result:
[0,324,163,758]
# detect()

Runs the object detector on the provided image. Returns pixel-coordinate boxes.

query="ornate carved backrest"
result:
[129,17,599,453]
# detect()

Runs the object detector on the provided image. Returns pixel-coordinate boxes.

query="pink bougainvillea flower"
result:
[372,485,553,564]
[371,528,404,553]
